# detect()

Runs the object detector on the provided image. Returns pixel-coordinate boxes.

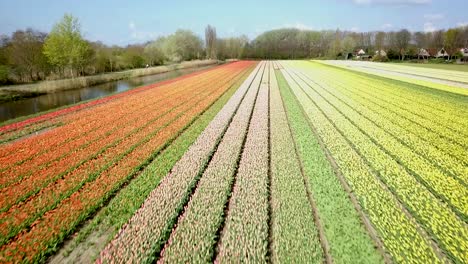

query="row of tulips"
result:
[0,74,232,246]
[289,65,468,211]
[276,67,385,263]
[54,65,255,263]
[268,64,324,263]
[294,62,468,155]
[158,62,266,263]
[0,61,255,262]
[283,63,467,263]
[0,65,234,172]
[97,62,263,263]
[214,62,270,262]
[281,66,442,263]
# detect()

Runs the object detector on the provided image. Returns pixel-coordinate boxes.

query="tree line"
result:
[1,13,467,85]
[246,27,468,61]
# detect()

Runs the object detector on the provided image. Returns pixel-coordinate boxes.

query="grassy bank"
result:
[0,60,218,99]
[389,62,468,72]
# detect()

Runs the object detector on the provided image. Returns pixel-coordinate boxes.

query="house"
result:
[356,49,372,60]
[460,48,468,57]
[375,50,387,57]
[435,48,449,59]
[417,48,430,60]
[460,48,468,62]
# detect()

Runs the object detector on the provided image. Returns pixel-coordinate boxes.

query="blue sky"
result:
[0,0,466,45]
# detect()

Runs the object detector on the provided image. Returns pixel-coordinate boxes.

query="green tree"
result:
[43,13,91,77]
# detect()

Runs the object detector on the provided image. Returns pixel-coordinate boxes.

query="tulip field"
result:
[0,60,467,263]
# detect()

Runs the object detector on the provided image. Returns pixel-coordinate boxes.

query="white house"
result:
[418,48,430,60]
[435,48,449,59]
[375,50,387,56]
[357,49,366,55]
[460,48,468,57]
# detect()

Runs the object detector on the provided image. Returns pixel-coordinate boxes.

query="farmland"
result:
[0,60,467,263]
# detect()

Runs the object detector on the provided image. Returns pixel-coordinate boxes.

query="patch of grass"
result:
[392,62,468,72]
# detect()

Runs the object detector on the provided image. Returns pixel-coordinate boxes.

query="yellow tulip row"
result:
[282,62,468,263]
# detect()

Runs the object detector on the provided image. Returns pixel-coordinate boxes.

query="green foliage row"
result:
[276,68,383,263]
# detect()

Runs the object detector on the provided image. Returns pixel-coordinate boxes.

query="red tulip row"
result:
[0,63,223,135]
[0,61,255,262]
[0,65,234,171]
[0,67,235,190]
[97,62,263,263]
[0,63,249,245]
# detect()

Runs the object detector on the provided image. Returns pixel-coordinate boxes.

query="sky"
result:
[0,0,466,45]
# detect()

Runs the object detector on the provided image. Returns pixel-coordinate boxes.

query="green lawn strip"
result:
[60,69,250,261]
[394,63,468,73]
[269,68,324,263]
[277,69,383,264]
[96,63,261,263]
[214,65,269,263]
[157,64,263,263]
[280,67,442,263]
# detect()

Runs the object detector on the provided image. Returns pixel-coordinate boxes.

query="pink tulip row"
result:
[0,61,255,263]
[157,62,266,263]
[97,62,263,263]
[214,62,270,263]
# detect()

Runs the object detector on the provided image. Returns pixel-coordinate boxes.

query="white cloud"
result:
[381,23,393,30]
[424,13,444,20]
[128,21,158,41]
[281,22,313,30]
[424,22,436,32]
[352,0,431,5]
[350,26,360,32]
[457,22,468,28]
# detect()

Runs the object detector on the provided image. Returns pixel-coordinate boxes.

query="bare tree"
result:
[205,25,217,60]
[395,29,411,60]
[375,31,386,56]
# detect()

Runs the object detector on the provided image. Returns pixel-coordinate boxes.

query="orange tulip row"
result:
[0,61,255,262]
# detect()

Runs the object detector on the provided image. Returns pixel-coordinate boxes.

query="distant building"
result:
[460,48,468,62]
[417,48,430,60]
[356,49,372,60]
[435,48,449,59]
[375,50,387,57]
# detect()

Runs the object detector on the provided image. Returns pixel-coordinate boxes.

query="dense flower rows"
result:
[0,61,254,262]
[0,64,220,135]
[158,62,266,263]
[277,68,384,263]
[215,62,270,262]
[97,62,262,263]
[282,61,467,263]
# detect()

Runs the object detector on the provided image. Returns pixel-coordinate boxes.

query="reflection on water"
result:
[0,66,213,123]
